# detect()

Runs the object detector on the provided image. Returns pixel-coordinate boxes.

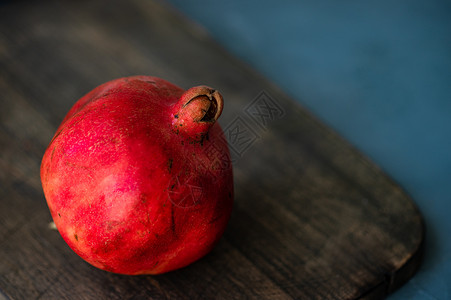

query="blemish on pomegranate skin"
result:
[167,158,173,173]
[171,207,176,235]
[110,137,120,144]
[58,212,61,218]
[44,165,50,183]
[74,233,78,241]
[50,146,56,162]
[140,193,147,204]
[209,215,222,224]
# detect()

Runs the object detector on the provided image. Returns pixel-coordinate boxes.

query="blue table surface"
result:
[167,0,451,298]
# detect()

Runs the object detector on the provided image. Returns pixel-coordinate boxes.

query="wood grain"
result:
[0,0,424,299]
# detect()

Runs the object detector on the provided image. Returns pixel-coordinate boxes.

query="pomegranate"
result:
[40,76,234,275]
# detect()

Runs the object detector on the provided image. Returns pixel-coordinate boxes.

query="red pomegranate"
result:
[40,76,234,274]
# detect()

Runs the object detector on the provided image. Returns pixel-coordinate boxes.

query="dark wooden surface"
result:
[0,0,424,299]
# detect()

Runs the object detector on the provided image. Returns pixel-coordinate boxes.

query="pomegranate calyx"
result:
[173,86,224,141]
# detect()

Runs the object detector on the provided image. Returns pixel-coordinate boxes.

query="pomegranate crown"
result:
[172,86,224,141]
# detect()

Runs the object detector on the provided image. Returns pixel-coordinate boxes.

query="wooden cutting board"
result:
[0,0,424,299]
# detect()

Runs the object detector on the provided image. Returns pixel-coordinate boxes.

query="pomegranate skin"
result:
[40,76,233,275]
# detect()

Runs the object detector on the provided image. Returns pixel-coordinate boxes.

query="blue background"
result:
[166,0,451,298]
